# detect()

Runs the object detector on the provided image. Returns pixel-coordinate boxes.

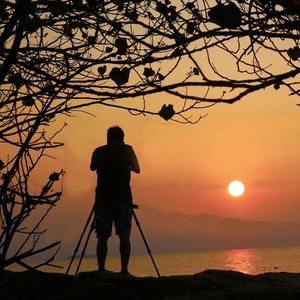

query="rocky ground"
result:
[1,269,300,299]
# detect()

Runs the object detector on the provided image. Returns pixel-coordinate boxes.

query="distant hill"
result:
[47,204,300,258]
[130,206,300,254]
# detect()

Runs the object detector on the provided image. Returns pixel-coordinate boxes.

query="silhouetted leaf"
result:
[147,12,155,20]
[159,104,175,121]
[46,86,56,96]
[192,8,202,20]
[186,2,195,10]
[287,46,300,60]
[170,48,182,58]
[112,21,122,31]
[22,97,35,107]
[112,0,124,10]
[26,16,42,33]
[97,66,106,76]
[0,160,4,170]
[169,6,178,21]
[9,73,24,88]
[274,83,280,90]
[126,10,139,21]
[109,67,130,86]
[143,67,155,78]
[193,67,200,75]
[49,172,60,181]
[63,24,74,38]
[44,113,56,122]
[175,34,186,45]
[143,55,154,63]
[115,38,128,55]
[208,3,242,29]
[156,2,168,14]
[186,22,196,34]
[158,73,165,81]
[48,1,66,16]
[87,36,96,44]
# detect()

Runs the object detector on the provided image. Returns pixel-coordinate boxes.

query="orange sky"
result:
[12,76,298,259]
[47,85,299,221]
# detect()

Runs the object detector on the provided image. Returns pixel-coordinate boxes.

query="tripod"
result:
[66,204,95,275]
[131,204,160,277]
[66,203,160,277]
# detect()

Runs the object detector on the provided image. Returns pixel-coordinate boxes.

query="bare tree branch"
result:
[0,0,299,272]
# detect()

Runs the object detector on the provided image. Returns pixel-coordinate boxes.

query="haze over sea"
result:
[9,246,300,277]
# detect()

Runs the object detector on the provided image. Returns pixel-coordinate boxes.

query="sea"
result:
[8,245,300,277]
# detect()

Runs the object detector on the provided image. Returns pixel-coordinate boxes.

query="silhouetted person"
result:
[90,126,140,275]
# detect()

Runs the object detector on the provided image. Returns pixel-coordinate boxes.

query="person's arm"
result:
[90,149,98,171]
[129,147,140,174]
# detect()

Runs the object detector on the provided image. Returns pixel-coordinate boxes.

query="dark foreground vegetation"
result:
[1,269,300,300]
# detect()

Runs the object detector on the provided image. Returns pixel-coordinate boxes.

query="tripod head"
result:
[131,203,138,209]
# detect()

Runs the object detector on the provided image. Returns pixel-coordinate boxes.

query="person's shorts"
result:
[95,201,132,239]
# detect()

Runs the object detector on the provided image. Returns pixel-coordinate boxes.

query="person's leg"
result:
[95,207,112,272]
[97,236,109,271]
[119,232,131,274]
[116,206,132,274]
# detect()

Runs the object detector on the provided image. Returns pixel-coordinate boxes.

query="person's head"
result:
[107,126,124,144]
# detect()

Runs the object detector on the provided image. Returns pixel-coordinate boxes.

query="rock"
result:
[2,269,300,300]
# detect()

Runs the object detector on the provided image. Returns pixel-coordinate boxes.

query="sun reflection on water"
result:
[223,248,260,274]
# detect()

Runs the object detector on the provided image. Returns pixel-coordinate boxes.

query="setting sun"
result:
[228,180,245,197]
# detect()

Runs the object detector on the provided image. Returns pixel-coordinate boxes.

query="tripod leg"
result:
[66,204,95,275]
[132,210,160,277]
[75,222,94,275]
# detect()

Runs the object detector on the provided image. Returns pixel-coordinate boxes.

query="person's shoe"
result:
[98,269,115,274]
[119,270,134,277]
